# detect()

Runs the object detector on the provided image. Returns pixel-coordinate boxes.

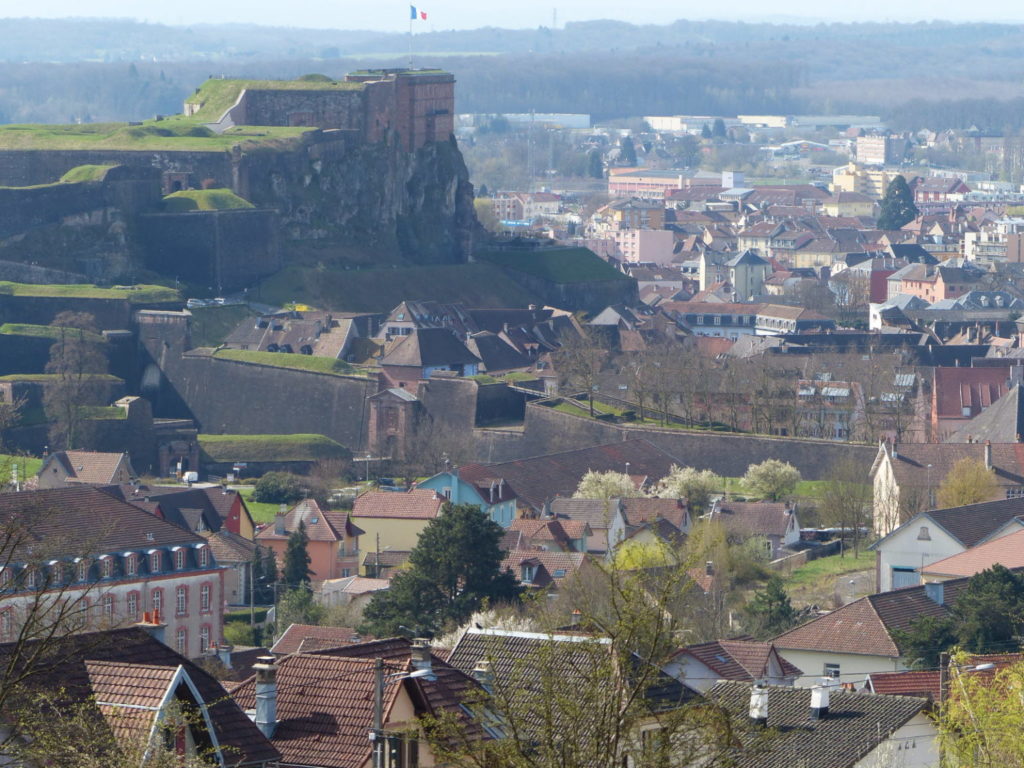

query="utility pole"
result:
[373,656,384,768]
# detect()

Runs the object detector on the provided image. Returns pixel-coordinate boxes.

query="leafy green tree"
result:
[273,586,326,637]
[893,614,957,669]
[938,652,1024,768]
[894,566,1024,668]
[742,575,796,638]
[954,564,1024,653]
[574,470,643,499]
[253,472,306,504]
[937,457,998,509]
[360,503,520,636]
[741,459,801,501]
[652,465,720,513]
[283,521,312,587]
[619,135,637,165]
[877,174,919,230]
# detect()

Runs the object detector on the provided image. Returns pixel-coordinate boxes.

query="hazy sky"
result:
[9,0,1024,31]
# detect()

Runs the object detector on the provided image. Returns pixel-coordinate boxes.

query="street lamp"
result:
[372,659,431,768]
[365,453,372,483]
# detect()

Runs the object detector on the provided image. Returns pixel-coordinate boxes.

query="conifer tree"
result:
[877,174,919,230]
[283,521,312,587]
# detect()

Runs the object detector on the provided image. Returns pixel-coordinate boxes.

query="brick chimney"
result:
[274,506,287,536]
[253,656,279,739]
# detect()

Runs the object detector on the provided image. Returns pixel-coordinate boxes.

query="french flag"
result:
[410,5,427,19]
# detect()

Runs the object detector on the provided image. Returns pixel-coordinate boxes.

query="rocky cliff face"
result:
[0,129,478,283]
[239,130,478,266]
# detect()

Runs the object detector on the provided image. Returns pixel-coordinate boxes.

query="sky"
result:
[8,0,1024,30]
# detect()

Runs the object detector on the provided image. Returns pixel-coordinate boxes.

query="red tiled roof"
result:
[232,654,397,768]
[48,450,131,485]
[679,640,802,682]
[934,366,1010,420]
[256,499,360,543]
[233,642,486,768]
[882,443,1024,490]
[711,501,794,538]
[867,669,941,700]
[271,623,367,655]
[922,527,1024,578]
[2,628,279,766]
[351,489,445,520]
[622,497,688,531]
[502,550,586,587]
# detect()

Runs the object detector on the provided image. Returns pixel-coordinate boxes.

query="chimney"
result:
[705,561,714,576]
[216,642,234,669]
[925,581,945,606]
[810,680,831,720]
[472,659,495,693]
[891,439,898,460]
[253,656,279,739]
[570,608,582,626]
[411,638,435,679]
[135,610,166,646]
[748,682,768,726]
[274,507,286,536]
[985,440,992,470]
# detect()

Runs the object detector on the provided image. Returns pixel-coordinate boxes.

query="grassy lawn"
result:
[188,305,255,347]
[784,549,875,591]
[0,373,120,383]
[476,247,630,283]
[199,433,351,463]
[0,281,180,302]
[238,487,282,524]
[212,348,369,378]
[257,263,534,312]
[0,453,43,479]
[0,323,106,343]
[164,188,255,212]
[60,164,117,182]
[0,120,313,153]
[83,405,127,420]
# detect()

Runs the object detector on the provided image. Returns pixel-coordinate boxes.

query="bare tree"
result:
[43,312,109,450]
[553,328,608,417]
[819,458,873,556]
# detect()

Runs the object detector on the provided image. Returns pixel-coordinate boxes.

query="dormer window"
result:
[125,554,137,577]
[150,551,161,573]
[174,549,186,570]
[101,557,114,579]
[198,547,209,568]
[78,559,90,582]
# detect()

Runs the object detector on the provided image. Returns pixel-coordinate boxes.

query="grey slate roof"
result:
[381,328,480,368]
[708,682,928,768]
[946,385,1024,444]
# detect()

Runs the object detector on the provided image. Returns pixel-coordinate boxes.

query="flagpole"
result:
[408,10,413,69]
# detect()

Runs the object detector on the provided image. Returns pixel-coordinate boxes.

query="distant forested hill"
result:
[2,18,1024,128]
